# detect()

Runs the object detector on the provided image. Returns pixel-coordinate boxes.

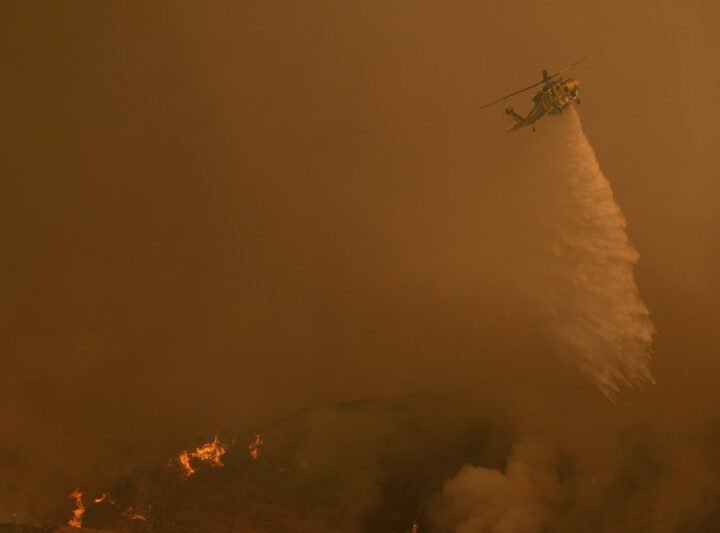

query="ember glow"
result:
[249,434,263,460]
[122,505,149,521]
[93,492,118,505]
[178,450,196,478]
[174,435,228,478]
[67,489,85,528]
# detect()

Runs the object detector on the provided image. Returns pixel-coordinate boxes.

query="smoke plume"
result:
[432,438,565,533]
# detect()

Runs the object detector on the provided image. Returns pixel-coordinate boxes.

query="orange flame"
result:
[67,489,85,528]
[178,450,196,478]
[122,506,148,521]
[249,434,263,460]
[93,492,117,505]
[174,435,228,478]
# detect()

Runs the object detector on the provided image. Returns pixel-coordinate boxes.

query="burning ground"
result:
[12,394,720,532]
[48,398,513,532]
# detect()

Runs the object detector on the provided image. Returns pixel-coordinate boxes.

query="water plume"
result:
[519,107,655,399]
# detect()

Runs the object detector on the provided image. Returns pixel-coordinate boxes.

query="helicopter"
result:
[479,45,609,132]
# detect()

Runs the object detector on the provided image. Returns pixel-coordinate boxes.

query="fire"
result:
[93,492,118,506]
[122,505,148,521]
[67,489,85,528]
[411,519,419,532]
[174,435,228,478]
[249,434,263,460]
[194,435,227,466]
[178,450,196,478]
[73,489,147,523]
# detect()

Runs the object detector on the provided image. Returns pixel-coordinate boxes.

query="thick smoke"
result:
[515,108,655,399]
[432,438,565,533]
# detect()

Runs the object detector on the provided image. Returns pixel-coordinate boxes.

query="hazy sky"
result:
[2,1,719,528]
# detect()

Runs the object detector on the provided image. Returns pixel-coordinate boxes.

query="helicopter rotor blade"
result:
[478,78,546,110]
[478,43,610,111]
[550,42,611,78]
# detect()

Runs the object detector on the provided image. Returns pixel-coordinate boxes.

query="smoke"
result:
[512,107,655,399]
[5,2,719,530]
[432,438,565,533]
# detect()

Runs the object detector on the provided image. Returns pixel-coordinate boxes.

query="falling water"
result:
[528,106,655,400]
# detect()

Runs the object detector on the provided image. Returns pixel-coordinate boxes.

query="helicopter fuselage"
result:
[505,77,581,132]
[480,45,609,131]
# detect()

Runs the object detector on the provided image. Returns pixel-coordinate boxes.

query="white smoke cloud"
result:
[432,438,565,533]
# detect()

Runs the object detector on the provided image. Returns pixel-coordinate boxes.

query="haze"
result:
[2,2,719,531]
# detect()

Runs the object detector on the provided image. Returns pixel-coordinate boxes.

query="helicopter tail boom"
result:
[505,107,526,125]
[504,106,532,132]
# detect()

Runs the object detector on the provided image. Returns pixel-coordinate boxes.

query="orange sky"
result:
[1,2,719,528]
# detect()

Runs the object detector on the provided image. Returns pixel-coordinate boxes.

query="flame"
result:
[67,489,85,528]
[249,434,263,460]
[174,435,228,478]
[178,450,196,478]
[122,505,148,521]
[193,435,227,466]
[93,492,117,506]
[411,520,419,533]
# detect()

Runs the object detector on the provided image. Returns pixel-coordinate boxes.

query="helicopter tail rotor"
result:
[502,103,512,127]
